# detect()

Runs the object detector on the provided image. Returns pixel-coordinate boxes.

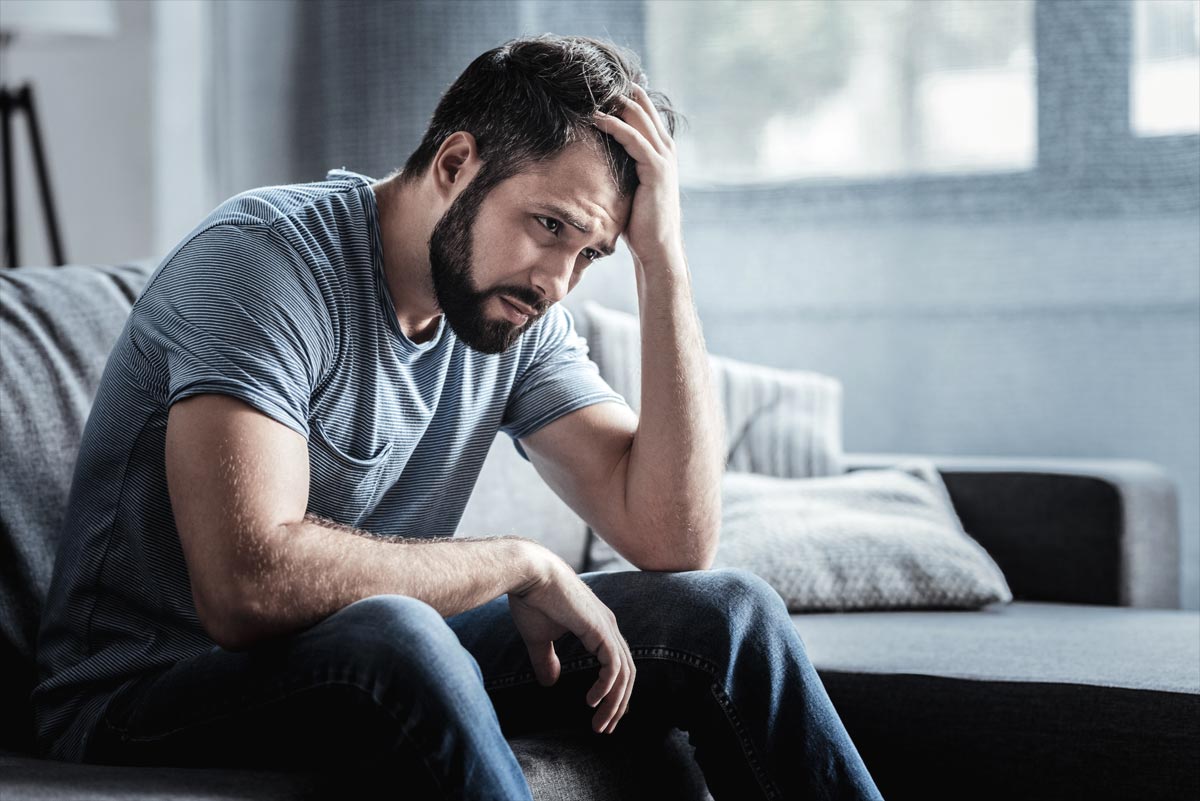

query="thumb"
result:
[526,639,561,687]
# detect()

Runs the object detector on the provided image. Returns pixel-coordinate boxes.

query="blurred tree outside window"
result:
[645,0,1037,185]
[1132,0,1200,136]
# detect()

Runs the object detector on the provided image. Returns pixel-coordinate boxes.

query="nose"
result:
[530,254,575,305]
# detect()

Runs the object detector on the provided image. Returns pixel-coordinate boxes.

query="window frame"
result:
[665,0,1198,223]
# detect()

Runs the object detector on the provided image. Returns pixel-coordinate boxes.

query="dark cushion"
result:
[794,601,1200,800]
[943,471,1124,604]
[842,454,1181,608]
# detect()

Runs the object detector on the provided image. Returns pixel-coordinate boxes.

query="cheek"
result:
[472,215,542,280]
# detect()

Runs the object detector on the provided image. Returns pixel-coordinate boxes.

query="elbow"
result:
[630,522,720,573]
[207,621,260,653]
[194,584,267,652]
[634,552,715,573]
[681,535,720,572]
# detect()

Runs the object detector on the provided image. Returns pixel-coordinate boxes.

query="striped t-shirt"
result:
[32,169,628,762]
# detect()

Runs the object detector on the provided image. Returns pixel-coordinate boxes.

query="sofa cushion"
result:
[0,262,156,752]
[573,301,844,477]
[457,433,590,570]
[715,464,1011,611]
[794,601,1200,800]
[0,263,155,662]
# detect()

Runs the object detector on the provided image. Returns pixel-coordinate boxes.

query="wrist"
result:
[633,242,687,274]
[507,537,556,597]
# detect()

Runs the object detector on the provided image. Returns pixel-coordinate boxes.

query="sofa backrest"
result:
[0,263,154,750]
[0,263,155,667]
[456,433,591,567]
[573,300,845,479]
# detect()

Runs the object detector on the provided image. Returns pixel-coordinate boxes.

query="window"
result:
[1132,0,1200,136]
[645,0,1036,185]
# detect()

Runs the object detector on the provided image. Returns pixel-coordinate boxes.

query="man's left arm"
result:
[520,84,724,572]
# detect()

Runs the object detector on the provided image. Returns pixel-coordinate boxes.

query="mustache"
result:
[491,287,550,316]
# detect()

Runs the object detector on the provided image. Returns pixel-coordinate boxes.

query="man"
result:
[33,35,882,800]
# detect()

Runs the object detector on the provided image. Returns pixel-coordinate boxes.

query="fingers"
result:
[607,637,635,734]
[629,83,673,152]
[591,641,625,733]
[593,83,675,165]
[587,627,636,735]
[593,110,660,167]
[531,577,636,735]
[526,639,561,687]
[587,638,620,708]
[614,92,668,155]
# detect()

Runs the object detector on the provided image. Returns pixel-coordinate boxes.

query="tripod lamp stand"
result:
[0,0,117,269]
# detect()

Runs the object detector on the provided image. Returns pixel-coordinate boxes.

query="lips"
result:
[502,295,536,316]
[499,295,532,324]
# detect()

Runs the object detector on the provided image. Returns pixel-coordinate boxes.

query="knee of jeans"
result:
[666,567,790,631]
[323,594,484,685]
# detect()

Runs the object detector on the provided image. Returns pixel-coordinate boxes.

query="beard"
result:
[428,178,548,355]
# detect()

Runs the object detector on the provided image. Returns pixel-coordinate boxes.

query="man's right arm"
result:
[168,393,636,733]
[166,393,549,649]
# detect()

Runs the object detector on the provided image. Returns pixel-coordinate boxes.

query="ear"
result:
[431,131,482,202]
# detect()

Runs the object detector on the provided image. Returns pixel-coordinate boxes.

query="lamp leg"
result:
[20,84,65,266]
[1,86,17,269]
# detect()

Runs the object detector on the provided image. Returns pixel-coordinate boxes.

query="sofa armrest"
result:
[842,453,1181,609]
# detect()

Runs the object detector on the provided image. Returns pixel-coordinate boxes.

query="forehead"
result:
[496,140,631,232]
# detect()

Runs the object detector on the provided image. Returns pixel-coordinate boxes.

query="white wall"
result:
[1,0,155,267]
[151,0,219,259]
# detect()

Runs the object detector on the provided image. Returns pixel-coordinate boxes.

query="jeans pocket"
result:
[306,417,395,525]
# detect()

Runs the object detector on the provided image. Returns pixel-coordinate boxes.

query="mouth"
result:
[499,295,533,325]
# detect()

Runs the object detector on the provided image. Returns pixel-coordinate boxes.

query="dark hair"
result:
[399,34,682,199]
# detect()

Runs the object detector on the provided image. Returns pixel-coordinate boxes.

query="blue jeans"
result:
[83,568,883,800]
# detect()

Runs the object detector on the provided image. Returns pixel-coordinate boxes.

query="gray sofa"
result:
[2,261,1198,801]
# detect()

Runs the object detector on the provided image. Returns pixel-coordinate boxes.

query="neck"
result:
[371,173,444,341]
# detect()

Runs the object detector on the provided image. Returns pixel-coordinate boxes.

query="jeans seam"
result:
[482,645,723,691]
[632,647,781,801]
[483,654,601,690]
[709,683,782,801]
[103,679,449,799]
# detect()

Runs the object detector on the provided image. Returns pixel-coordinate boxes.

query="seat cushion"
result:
[0,729,711,801]
[0,748,336,801]
[794,601,1200,800]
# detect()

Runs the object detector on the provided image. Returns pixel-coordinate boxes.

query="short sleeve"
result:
[500,304,630,461]
[131,224,334,438]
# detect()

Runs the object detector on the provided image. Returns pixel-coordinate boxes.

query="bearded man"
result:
[33,34,882,801]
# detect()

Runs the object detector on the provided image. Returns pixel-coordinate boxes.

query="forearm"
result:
[622,254,724,570]
[218,514,547,649]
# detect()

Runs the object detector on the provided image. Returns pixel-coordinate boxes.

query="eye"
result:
[536,215,601,263]
[535,215,561,235]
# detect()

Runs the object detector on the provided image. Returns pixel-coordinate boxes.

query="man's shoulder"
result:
[527,303,584,354]
[164,171,370,260]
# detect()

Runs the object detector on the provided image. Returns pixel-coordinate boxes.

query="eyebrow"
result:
[537,203,617,256]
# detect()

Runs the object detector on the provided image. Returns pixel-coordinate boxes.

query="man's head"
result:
[399,35,680,354]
